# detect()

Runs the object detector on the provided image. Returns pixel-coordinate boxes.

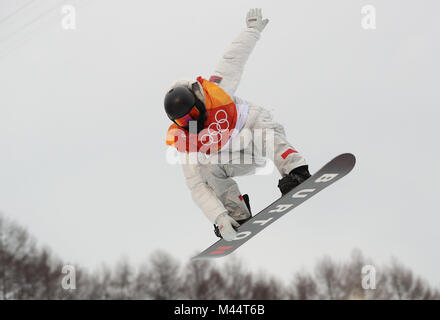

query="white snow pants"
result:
[198,105,307,221]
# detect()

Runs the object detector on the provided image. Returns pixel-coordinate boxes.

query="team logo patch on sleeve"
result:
[209,75,223,83]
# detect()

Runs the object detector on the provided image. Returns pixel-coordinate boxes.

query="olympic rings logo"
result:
[200,110,230,146]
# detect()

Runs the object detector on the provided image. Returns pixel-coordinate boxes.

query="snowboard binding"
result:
[278,165,311,195]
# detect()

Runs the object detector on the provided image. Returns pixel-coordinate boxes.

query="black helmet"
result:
[164,86,206,132]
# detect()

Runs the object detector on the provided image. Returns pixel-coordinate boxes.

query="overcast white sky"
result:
[1,0,439,286]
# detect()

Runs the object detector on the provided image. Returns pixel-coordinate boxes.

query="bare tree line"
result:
[0,214,438,300]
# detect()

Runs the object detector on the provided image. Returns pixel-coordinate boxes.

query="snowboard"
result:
[191,153,356,260]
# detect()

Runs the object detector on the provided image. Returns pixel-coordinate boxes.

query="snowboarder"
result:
[164,9,311,241]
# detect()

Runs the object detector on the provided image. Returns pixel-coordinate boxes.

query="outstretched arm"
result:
[211,8,269,96]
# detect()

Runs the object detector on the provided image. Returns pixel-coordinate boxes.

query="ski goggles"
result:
[173,106,200,128]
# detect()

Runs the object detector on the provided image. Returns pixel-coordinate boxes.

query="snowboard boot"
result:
[277,165,311,196]
[214,194,252,239]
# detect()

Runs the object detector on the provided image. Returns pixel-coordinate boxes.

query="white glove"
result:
[246,8,269,32]
[215,212,240,241]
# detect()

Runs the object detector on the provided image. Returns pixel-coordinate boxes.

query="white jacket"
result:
[168,27,262,223]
